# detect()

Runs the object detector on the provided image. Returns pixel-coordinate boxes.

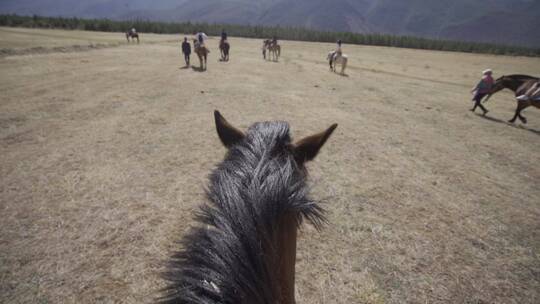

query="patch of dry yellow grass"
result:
[1,28,539,304]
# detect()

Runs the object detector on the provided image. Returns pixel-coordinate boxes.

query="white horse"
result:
[327,51,348,75]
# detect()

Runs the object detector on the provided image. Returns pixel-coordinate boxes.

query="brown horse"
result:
[160,111,337,304]
[264,40,281,61]
[193,39,209,70]
[125,31,139,43]
[485,74,540,123]
[219,39,230,61]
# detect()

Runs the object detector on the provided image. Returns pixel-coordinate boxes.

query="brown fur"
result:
[125,32,139,44]
[219,40,230,62]
[193,39,209,70]
[486,75,540,123]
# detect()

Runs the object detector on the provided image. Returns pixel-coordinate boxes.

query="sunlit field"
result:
[1,27,539,304]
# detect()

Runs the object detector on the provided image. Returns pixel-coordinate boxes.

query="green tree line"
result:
[1,14,538,57]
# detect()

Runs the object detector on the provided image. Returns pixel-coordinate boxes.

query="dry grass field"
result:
[1,27,539,304]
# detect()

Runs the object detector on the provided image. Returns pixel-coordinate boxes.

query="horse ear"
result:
[293,124,338,164]
[214,110,245,148]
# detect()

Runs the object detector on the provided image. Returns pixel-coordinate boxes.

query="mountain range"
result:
[1,0,539,47]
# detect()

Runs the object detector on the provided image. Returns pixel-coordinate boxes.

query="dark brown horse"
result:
[219,39,230,61]
[193,39,209,70]
[485,74,540,123]
[268,41,281,61]
[125,31,139,43]
[160,111,337,304]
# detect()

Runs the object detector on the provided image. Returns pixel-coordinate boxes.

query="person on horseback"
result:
[470,69,494,115]
[221,30,228,43]
[195,31,208,48]
[131,28,136,35]
[334,39,343,60]
[182,37,191,66]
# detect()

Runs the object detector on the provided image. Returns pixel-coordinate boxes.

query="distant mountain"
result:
[1,0,539,47]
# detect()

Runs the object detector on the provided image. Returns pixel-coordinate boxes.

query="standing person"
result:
[470,69,494,115]
[262,39,268,59]
[181,37,191,66]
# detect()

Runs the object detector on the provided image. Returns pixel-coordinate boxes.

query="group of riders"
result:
[178,29,346,68]
[132,27,539,122]
[181,31,229,66]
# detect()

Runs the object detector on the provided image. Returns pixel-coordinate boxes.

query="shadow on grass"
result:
[476,113,540,136]
[191,66,206,72]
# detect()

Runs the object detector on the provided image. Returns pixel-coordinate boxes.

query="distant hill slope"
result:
[1,0,539,47]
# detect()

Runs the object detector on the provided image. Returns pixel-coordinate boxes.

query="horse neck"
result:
[274,213,299,304]
[211,141,312,302]
[503,77,536,92]
[506,79,524,92]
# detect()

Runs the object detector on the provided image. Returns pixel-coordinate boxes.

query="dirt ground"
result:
[1,27,539,304]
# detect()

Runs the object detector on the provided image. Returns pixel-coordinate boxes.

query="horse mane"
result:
[498,74,539,81]
[160,121,325,304]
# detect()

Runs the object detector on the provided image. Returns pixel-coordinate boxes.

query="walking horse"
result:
[125,31,139,43]
[484,74,540,123]
[327,51,348,75]
[219,39,230,62]
[193,39,209,70]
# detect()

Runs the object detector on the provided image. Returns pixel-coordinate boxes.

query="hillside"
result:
[0,1,539,46]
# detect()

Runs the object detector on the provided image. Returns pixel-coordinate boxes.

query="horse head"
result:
[162,111,337,304]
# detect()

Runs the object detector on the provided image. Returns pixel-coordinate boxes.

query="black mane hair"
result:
[160,121,326,304]
[498,74,539,81]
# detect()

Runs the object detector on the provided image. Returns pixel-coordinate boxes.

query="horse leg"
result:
[517,102,529,124]
[509,102,525,123]
[204,54,207,70]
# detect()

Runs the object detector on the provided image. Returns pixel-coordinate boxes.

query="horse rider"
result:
[470,69,494,115]
[195,31,209,48]
[334,39,343,60]
[221,30,228,44]
[271,36,277,47]
[131,27,136,35]
[182,37,191,66]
